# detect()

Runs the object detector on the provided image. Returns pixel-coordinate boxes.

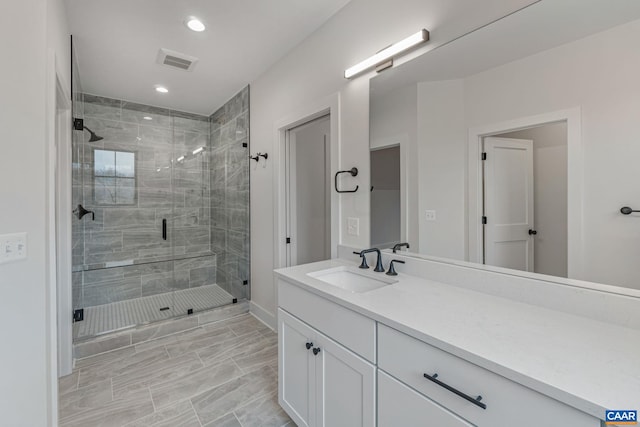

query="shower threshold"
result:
[73,284,234,340]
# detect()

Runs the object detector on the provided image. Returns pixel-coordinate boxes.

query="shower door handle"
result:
[162,219,167,241]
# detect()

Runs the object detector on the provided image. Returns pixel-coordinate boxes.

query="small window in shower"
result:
[93,149,137,205]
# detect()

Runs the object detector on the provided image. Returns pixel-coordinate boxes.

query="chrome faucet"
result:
[355,248,385,272]
[392,242,410,253]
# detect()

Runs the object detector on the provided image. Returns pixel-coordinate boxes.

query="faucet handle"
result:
[386,259,405,276]
[353,251,369,269]
[392,242,410,253]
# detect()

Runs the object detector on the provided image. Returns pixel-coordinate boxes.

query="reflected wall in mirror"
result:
[369,0,640,291]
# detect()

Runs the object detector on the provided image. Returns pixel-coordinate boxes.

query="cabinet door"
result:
[279,309,315,427]
[315,331,376,427]
[378,370,473,427]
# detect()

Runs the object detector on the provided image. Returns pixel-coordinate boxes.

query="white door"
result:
[315,331,376,427]
[483,137,534,272]
[286,115,331,266]
[278,309,316,427]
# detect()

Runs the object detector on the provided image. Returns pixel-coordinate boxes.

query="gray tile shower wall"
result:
[210,86,250,299]
[72,94,215,308]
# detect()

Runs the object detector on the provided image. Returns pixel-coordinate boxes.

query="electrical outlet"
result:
[425,210,437,221]
[347,217,360,236]
[0,233,27,264]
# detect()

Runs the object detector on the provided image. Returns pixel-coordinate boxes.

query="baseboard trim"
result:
[250,301,276,330]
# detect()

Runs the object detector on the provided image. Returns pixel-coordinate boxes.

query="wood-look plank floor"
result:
[59,314,294,427]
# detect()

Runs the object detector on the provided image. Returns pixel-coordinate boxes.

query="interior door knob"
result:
[528,229,537,235]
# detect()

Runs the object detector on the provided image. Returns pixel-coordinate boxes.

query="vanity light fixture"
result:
[344,29,429,79]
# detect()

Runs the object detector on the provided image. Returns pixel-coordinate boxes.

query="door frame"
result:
[46,47,73,424]
[273,93,340,273]
[467,107,582,278]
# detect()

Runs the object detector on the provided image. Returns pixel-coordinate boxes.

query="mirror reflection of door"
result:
[483,122,568,277]
[370,146,401,248]
[285,115,331,266]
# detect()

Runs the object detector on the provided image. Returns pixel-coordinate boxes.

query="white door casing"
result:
[483,137,534,272]
[467,108,582,279]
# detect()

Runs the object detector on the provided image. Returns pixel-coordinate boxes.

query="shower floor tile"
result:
[59,314,291,427]
[74,284,235,339]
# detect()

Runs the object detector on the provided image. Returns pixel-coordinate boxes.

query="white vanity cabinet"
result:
[277,273,604,427]
[278,307,376,427]
[278,277,377,426]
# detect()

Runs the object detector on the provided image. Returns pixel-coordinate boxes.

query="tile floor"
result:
[59,314,293,427]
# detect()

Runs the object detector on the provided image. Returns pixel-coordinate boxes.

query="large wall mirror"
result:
[369,0,640,291]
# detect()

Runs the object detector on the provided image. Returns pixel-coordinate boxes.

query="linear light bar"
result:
[192,147,204,155]
[344,29,429,79]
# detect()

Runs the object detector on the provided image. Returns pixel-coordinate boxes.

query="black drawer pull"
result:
[423,373,487,410]
[162,219,167,241]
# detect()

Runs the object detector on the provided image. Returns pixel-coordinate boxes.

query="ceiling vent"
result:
[156,48,199,72]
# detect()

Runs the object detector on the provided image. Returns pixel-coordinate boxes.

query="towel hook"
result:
[335,167,359,193]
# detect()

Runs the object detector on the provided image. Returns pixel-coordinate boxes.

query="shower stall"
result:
[71,80,250,341]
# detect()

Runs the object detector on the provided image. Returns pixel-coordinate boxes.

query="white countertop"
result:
[275,259,640,421]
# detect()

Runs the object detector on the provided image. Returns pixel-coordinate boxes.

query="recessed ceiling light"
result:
[143,116,153,120]
[155,86,169,94]
[185,17,206,32]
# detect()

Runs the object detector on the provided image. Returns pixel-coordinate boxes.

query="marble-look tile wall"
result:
[73,94,216,308]
[209,86,250,299]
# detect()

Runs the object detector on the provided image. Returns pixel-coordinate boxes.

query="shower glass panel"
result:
[71,90,249,341]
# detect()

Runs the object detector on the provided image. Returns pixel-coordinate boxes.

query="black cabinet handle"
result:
[162,219,167,241]
[423,373,487,410]
[528,229,537,236]
[305,342,313,350]
[312,347,321,356]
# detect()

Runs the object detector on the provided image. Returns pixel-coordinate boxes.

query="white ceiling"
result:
[65,0,351,115]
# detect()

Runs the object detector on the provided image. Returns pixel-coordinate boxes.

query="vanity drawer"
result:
[378,370,472,427]
[378,324,599,427]
[278,279,376,362]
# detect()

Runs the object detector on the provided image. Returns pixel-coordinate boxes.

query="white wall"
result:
[414,19,640,289]
[500,123,568,278]
[0,0,69,424]
[417,80,467,260]
[250,0,535,322]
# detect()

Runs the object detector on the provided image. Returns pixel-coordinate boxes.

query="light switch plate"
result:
[1,233,27,264]
[347,217,360,236]
[425,210,437,221]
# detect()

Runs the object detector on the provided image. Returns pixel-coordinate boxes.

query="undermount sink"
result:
[307,266,397,293]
